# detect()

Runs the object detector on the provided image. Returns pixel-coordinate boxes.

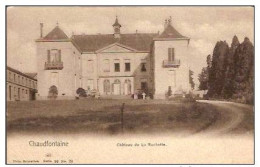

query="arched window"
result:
[124,79,131,95]
[87,60,94,72]
[103,59,110,72]
[103,80,110,94]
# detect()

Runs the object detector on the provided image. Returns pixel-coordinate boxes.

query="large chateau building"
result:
[36,17,191,100]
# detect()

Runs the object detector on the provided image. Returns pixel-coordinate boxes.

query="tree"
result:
[221,35,240,98]
[189,69,195,90]
[198,54,211,91]
[233,37,254,104]
[198,67,209,90]
[48,85,58,99]
[207,41,229,97]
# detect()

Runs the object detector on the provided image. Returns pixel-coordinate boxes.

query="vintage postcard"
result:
[6,6,254,164]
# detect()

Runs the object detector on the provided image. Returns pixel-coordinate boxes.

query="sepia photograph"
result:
[6,6,254,164]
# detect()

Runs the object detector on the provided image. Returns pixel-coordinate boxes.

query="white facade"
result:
[36,41,82,100]
[152,39,190,99]
[35,18,191,100]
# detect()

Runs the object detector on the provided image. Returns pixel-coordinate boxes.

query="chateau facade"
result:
[36,17,191,100]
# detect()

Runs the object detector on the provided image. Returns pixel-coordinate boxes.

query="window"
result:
[48,49,61,62]
[103,59,110,72]
[22,77,24,85]
[115,63,120,72]
[87,60,94,73]
[87,79,94,91]
[141,82,148,91]
[9,72,12,80]
[141,63,146,72]
[18,88,20,100]
[14,87,16,97]
[124,59,131,72]
[141,59,147,72]
[14,74,16,82]
[125,63,130,72]
[9,86,11,100]
[114,59,120,72]
[18,76,20,84]
[168,48,175,61]
[50,72,59,86]
[103,80,110,94]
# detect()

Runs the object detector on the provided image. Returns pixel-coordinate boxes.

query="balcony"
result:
[45,61,63,70]
[163,59,180,68]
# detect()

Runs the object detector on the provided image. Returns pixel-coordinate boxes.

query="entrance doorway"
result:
[114,84,120,95]
[124,79,131,95]
[113,79,121,95]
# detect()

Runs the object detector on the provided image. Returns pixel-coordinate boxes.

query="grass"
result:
[6,99,247,135]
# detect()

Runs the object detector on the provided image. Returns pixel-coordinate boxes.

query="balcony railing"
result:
[163,59,180,68]
[45,61,63,70]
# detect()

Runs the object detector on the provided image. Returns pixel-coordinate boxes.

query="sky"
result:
[7,6,254,87]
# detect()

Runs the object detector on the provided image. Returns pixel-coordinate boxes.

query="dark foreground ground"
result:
[6,99,254,135]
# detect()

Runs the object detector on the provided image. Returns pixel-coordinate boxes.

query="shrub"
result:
[48,85,58,99]
[76,88,87,97]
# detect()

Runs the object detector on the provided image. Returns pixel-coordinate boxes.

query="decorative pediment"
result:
[96,43,137,53]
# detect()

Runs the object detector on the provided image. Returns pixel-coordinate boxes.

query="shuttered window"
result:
[168,48,175,61]
[48,49,61,62]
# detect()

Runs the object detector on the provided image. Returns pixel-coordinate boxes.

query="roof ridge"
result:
[72,33,158,37]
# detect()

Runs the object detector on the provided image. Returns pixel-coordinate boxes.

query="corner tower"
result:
[152,17,191,99]
[35,23,81,100]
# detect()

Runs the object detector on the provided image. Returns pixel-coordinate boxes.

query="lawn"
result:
[7,99,222,135]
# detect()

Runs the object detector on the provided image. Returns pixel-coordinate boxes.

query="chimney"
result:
[40,23,43,38]
[164,19,168,30]
[168,16,172,26]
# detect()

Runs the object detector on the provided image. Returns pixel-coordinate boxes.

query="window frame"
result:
[168,48,175,61]
[125,62,131,72]
[114,63,120,72]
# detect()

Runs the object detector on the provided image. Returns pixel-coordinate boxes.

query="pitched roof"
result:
[43,26,69,40]
[157,24,188,39]
[72,33,158,52]
[7,66,37,81]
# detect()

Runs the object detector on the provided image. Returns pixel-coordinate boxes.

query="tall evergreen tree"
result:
[198,67,209,90]
[207,41,229,97]
[221,35,240,98]
[198,55,211,91]
[189,69,195,90]
[233,37,254,103]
